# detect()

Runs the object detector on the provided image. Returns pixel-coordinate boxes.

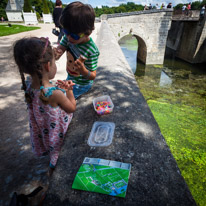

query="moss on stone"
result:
[147,100,206,206]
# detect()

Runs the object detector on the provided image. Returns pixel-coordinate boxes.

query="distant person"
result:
[53,0,63,44]
[54,1,100,99]
[160,3,165,9]
[200,5,205,19]
[182,4,186,14]
[156,3,160,9]
[186,2,191,16]
[13,37,76,176]
[1,16,4,22]
[167,3,172,9]
[144,5,149,10]
[149,4,152,10]
[187,2,191,10]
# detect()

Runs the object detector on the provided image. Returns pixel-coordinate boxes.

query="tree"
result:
[43,0,50,14]
[173,3,184,10]
[94,3,144,16]
[0,0,8,20]
[23,0,32,12]
[191,1,201,10]
[31,0,54,17]
[31,0,43,15]
[47,0,55,13]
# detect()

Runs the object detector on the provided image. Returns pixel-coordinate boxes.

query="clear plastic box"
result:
[93,95,114,115]
[87,121,115,147]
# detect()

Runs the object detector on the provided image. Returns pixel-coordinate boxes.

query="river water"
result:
[119,35,206,206]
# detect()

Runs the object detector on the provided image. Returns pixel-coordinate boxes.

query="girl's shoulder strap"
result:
[40,86,66,98]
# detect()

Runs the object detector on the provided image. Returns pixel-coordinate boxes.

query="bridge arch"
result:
[104,10,173,65]
[118,34,147,65]
[133,34,147,64]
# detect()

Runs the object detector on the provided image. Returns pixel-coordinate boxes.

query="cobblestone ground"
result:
[0,23,100,205]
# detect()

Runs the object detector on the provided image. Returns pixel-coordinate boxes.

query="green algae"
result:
[147,100,206,206]
[135,65,206,206]
[119,35,206,205]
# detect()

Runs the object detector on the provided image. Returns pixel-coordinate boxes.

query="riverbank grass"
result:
[0,24,40,37]
[148,100,206,206]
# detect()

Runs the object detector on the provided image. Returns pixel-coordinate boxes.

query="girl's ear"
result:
[44,62,51,72]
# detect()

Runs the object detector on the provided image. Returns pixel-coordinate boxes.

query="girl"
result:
[13,37,76,175]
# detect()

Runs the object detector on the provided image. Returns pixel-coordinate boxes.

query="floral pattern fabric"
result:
[26,83,73,167]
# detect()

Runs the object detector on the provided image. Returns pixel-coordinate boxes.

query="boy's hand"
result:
[53,47,64,60]
[56,80,75,91]
[74,55,87,73]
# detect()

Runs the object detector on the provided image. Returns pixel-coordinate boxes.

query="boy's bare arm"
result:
[53,45,66,60]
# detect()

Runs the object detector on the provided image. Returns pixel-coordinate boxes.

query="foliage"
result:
[43,0,50,14]
[173,3,184,10]
[23,0,32,12]
[0,24,40,36]
[31,0,43,16]
[30,0,55,16]
[174,1,206,10]
[36,12,41,20]
[192,1,202,10]
[0,0,8,20]
[94,2,144,17]
[47,0,55,13]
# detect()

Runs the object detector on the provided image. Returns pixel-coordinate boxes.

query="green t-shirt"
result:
[60,35,100,85]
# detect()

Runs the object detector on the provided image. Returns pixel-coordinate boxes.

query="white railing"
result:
[22,11,38,25]
[42,13,53,24]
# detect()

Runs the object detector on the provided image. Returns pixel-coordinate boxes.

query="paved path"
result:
[0,23,100,206]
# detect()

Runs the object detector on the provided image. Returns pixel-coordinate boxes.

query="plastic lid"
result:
[87,121,115,147]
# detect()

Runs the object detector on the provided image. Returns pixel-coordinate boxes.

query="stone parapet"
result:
[44,21,196,206]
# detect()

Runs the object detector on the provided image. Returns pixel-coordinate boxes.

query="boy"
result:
[54,1,100,99]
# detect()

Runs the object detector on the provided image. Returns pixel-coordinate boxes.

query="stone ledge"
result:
[44,21,196,205]
[106,9,173,19]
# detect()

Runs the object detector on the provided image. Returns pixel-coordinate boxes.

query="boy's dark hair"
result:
[13,37,53,104]
[60,1,95,35]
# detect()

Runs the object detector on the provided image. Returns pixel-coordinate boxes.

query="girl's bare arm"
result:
[50,90,76,114]
[53,45,66,60]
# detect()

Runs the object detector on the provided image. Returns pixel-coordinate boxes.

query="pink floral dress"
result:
[26,82,73,168]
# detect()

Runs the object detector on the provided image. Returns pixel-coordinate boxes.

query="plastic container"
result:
[93,95,114,115]
[87,121,115,147]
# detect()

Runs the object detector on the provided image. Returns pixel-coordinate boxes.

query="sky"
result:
[54,0,200,8]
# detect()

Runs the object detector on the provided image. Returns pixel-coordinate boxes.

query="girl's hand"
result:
[53,47,64,60]
[56,80,75,91]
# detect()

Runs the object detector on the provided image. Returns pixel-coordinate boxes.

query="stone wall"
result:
[167,18,206,64]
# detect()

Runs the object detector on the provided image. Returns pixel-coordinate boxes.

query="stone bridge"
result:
[101,9,206,65]
[101,9,173,65]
